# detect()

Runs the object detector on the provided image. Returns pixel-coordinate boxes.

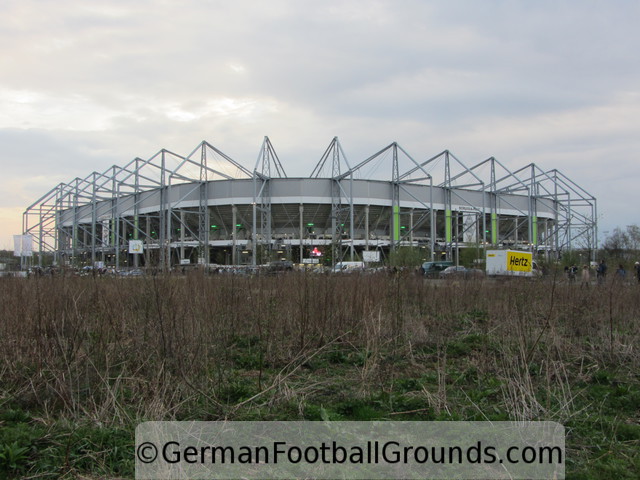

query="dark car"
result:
[421,261,454,277]
[266,260,294,274]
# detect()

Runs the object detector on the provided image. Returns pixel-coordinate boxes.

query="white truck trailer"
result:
[485,250,536,277]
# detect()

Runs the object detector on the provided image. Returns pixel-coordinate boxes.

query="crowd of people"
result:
[564,260,640,285]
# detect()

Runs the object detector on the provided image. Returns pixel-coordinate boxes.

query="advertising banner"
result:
[129,240,144,254]
[13,235,33,257]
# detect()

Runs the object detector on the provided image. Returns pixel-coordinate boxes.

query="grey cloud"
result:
[0,0,638,244]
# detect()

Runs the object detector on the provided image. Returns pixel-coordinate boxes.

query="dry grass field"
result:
[1,271,639,478]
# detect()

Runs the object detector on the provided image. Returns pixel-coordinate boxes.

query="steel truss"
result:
[23,137,597,269]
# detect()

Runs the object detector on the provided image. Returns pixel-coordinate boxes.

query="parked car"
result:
[266,260,294,274]
[119,268,144,277]
[420,261,454,277]
[332,261,365,273]
[439,266,484,279]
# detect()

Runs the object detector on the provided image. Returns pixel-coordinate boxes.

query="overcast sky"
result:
[1,0,638,250]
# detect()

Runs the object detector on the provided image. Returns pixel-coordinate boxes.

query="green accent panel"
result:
[491,213,498,244]
[445,209,452,243]
[532,216,538,245]
[134,216,139,240]
[393,205,400,242]
[110,219,115,246]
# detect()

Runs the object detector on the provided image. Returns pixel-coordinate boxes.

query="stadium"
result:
[22,137,597,270]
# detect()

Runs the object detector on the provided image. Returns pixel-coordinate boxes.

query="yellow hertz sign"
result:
[507,251,533,272]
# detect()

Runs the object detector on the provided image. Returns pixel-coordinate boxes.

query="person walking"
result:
[580,264,590,287]
[635,261,640,284]
[616,264,626,281]
[596,259,607,285]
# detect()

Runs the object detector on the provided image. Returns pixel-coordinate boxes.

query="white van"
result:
[332,261,365,273]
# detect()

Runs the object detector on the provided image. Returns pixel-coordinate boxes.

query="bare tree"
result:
[602,224,640,260]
